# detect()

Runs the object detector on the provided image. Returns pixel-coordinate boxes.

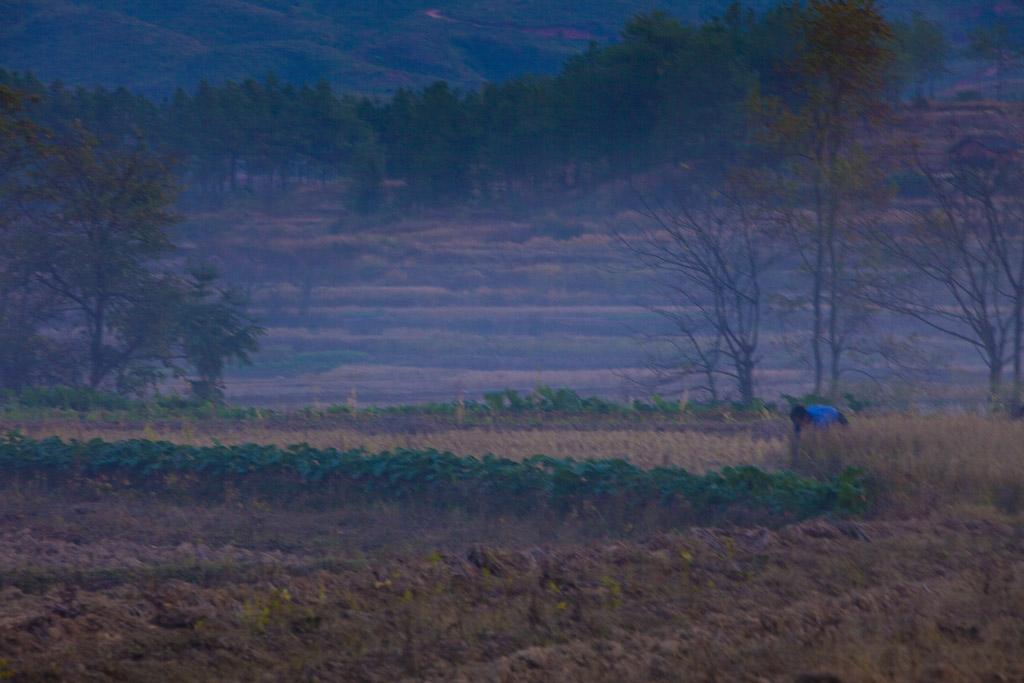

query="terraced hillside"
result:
[183,100,1023,409]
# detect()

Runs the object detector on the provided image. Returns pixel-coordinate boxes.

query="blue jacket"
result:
[795,404,846,434]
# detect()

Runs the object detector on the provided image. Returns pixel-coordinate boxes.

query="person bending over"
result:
[789,404,848,435]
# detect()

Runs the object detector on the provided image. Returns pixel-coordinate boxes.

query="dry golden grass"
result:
[792,414,1024,517]
[5,420,787,473]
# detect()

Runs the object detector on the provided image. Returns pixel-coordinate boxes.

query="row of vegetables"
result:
[2,384,775,422]
[0,431,870,519]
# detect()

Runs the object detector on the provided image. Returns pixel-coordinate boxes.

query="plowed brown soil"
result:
[1,487,1022,682]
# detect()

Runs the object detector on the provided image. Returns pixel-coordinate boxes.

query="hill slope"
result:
[0,0,1003,97]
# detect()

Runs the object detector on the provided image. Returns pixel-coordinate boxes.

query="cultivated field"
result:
[1,412,1023,681]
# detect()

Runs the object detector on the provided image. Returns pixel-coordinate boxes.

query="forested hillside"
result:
[0,4,952,214]
[0,0,1008,97]
[0,9,768,212]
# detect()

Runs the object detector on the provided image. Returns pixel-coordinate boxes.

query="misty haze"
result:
[3,1,1024,681]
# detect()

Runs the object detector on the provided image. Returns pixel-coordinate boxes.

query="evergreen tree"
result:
[179,262,264,402]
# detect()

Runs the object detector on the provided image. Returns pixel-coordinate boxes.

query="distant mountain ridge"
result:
[0,0,1006,97]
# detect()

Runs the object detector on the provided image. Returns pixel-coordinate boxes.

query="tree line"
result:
[0,3,949,213]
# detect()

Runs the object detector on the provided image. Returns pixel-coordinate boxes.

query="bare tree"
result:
[621,177,783,404]
[866,135,1024,409]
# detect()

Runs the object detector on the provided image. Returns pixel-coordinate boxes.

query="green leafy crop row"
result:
[1,385,776,423]
[0,432,869,520]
